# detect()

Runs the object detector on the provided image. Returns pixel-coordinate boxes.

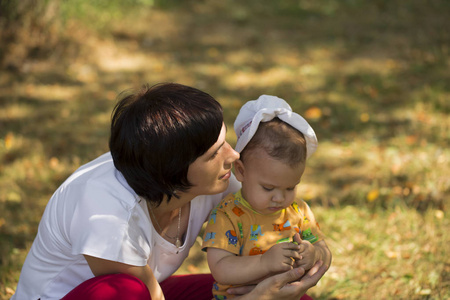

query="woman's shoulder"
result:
[55,152,140,215]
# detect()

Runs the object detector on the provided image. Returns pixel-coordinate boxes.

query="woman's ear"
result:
[234,159,245,182]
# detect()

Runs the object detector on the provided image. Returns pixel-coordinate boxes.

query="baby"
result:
[202,95,332,299]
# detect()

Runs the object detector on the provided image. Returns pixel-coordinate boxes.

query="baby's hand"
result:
[261,242,301,274]
[293,233,318,271]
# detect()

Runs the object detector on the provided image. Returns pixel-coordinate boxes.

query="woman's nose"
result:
[226,142,240,163]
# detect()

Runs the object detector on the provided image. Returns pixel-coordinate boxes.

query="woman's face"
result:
[187,123,240,196]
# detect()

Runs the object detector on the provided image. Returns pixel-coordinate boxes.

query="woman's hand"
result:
[227,260,328,300]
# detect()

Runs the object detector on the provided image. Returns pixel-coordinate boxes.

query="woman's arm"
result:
[84,255,164,300]
[229,260,328,300]
[207,242,301,285]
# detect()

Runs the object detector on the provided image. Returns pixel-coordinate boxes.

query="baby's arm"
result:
[207,242,302,285]
[294,234,332,271]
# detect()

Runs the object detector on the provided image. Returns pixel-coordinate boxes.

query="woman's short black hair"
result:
[109,82,223,206]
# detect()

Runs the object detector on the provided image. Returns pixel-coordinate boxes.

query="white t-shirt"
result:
[12,152,240,300]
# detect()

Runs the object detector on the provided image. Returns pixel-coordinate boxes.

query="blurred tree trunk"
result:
[0,0,61,70]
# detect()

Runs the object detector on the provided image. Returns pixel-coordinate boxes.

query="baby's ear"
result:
[234,159,245,182]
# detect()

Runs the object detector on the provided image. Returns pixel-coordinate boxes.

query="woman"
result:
[12,83,327,300]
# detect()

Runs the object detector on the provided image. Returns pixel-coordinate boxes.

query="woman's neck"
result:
[148,193,192,243]
[154,192,193,215]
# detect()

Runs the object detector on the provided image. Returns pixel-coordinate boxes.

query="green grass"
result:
[1,0,449,299]
[310,206,449,299]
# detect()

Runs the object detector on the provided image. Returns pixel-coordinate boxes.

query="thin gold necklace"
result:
[149,205,182,248]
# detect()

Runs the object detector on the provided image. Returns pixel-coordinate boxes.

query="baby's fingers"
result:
[283,242,301,251]
[285,249,302,261]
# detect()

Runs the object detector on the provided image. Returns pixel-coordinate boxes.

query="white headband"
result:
[234,95,318,158]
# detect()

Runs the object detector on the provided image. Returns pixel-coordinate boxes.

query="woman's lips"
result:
[220,171,231,180]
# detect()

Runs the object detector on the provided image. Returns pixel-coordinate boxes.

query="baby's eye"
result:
[262,186,273,191]
[287,187,296,191]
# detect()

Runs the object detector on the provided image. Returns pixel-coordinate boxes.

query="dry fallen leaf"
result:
[6,287,15,296]
[367,189,379,202]
[360,113,370,123]
[305,106,322,120]
[5,132,14,149]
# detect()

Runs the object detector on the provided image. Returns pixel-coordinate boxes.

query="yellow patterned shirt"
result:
[202,189,324,299]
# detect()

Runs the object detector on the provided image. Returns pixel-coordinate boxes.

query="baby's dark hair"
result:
[240,118,307,166]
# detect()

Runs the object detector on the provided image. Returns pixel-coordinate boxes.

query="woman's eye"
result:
[210,152,219,160]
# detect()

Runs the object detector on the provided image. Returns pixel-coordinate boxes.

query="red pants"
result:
[62,273,313,300]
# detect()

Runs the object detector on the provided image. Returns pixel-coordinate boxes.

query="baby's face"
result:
[236,148,305,215]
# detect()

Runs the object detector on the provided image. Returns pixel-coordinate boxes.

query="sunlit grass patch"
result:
[302,140,448,211]
[310,206,449,299]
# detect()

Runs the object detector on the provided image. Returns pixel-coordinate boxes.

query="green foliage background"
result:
[0,0,449,299]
